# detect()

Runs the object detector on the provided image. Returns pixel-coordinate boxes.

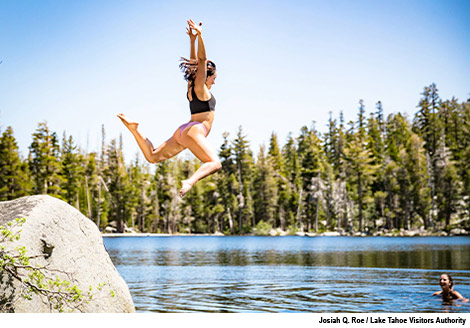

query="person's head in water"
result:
[439,273,454,292]
[433,273,468,301]
[180,58,217,89]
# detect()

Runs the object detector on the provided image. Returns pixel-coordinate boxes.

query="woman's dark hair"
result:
[179,57,216,84]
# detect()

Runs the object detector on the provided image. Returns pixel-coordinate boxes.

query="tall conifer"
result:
[0,126,31,200]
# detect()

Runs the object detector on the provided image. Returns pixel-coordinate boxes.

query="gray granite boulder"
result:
[0,195,135,313]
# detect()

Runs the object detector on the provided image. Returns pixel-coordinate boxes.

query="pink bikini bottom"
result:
[179,121,208,137]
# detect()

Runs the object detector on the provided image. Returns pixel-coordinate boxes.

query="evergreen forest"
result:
[1,84,470,235]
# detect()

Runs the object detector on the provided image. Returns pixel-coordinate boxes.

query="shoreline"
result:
[102,230,469,238]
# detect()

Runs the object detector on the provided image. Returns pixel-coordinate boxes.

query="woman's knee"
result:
[213,159,222,171]
[146,156,158,164]
[204,159,222,172]
[146,152,165,164]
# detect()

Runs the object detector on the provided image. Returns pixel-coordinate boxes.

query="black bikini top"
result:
[188,87,216,114]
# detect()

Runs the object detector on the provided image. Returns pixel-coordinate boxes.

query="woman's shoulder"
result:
[452,290,464,299]
[192,85,211,101]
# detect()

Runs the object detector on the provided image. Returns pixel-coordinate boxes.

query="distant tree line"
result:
[1,84,469,234]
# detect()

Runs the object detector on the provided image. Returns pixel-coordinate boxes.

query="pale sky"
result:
[1,0,469,162]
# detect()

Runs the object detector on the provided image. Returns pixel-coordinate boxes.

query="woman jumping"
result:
[117,19,221,198]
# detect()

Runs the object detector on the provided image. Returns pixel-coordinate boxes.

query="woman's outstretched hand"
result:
[186,26,197,41]
[187,19,202,36]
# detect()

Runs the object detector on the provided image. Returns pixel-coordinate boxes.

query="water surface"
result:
[103,236,470,313]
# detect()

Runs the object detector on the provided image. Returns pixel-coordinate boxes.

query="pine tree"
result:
[267,133,288,229]
[60,133,84,207]
[434,134,459,229]
[384,113,413,230]
[282,133,302,231]
[282,134,301,191]
[367,108,386,230]
[182,159,206,232]
[413,83,442,157]
[400,133,431,230]
[439,98,461,154]
[232,126,255,233]
[297,124,327,232]
[151,159,181,233]
[253,145,278,227]
[324,112,337,167]
[268,133,284,173]
[332,112,349,230]
[342,101,378,232]
[219,132,235,176]
[336,111,347,177]
[128,155,151,232]
[93,125,109,229]
[344,134,377,232]
[148,161,169,232]
[458,99,470,223]
[413,84,443,225]
[28,122,63,197]
[382,157,399,230]
[375,101,385,136]
[217,132,237,234]
[357,99,367,140]
[84,152,99,223]
[200,172,224,234]
[166,160,182,234]
[0,126,31,200]
[103,139,129,233]
[321,160,336,230]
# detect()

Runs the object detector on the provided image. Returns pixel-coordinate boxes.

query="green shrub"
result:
[253,221,273,236]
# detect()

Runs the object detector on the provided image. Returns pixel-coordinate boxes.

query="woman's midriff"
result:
[190,111,215,134]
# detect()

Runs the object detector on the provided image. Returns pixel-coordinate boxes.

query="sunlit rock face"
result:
[0,195,135,313]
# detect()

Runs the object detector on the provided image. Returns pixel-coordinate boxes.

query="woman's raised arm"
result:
[186,25,197,60]
[187,19,210,98]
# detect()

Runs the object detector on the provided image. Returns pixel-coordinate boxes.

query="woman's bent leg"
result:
[179,125,221,197]
[118,114,185,163]
[151,136,186,163]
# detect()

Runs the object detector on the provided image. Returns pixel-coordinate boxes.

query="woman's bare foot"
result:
[117,113,139,132]
[179,180,194,198]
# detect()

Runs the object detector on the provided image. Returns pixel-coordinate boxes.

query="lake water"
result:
[103,236,470,313]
